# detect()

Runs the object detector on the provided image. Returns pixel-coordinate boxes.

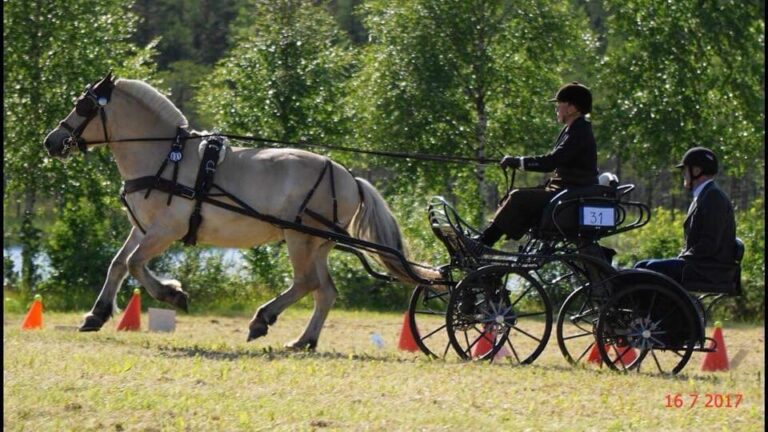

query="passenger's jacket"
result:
[521,116,598,189]
[679,181,738,285]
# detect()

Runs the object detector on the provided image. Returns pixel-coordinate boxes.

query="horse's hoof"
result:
[79,314,105,332]
[285,339,317,351]
[168,290,189,313]
[247,323,268,342]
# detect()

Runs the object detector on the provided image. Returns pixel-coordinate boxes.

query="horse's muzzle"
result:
[43,129,70,158]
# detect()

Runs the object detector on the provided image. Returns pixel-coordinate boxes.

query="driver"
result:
[469,82,599,253]
[634,147,737,288]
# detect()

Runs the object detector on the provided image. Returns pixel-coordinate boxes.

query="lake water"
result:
[3,246,250,278]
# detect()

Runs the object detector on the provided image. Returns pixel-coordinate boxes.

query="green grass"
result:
[4,310,765,431]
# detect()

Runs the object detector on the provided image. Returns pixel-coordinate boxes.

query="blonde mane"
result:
[115,79,188,127]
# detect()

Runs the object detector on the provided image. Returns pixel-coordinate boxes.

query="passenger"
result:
[471,81,598,252]
[634,147,737,288]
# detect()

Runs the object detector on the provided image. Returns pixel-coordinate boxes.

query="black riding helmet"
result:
[549,82,592,114]
[675,146,718,175]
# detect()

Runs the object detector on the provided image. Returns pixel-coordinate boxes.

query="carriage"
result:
[407,180,745,375]
[44,74,743,375]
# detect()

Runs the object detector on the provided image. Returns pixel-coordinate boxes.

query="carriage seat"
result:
[684,238,745,296]
[427,197,481,261]
[534,182,620,241]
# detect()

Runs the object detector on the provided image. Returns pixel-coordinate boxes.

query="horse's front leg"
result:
[126,229,189,312]
[80,227,142,331]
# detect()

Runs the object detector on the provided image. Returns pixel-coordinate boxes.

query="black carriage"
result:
[407,177,745,375]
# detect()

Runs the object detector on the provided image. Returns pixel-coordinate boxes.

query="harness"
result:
[121,128,351,245]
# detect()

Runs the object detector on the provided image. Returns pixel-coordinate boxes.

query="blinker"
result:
[75,96,97,116]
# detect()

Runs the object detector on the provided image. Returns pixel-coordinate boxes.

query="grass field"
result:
[4,309,765,431]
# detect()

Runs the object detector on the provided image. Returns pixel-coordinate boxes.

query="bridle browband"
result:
[59,72,116,154]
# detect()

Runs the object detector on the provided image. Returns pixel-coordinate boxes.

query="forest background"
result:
[4,0,764,320]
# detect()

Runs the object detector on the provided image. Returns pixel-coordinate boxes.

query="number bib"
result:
[580,205,616,227]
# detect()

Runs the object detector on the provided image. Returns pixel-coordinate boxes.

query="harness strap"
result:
[329,161,338,224]
[145,127,190,201]
[182,136,226,246]
[304,208,348,235]
[124,176,196,199]
[295,159,331,224]
[99,107,110,146]
[120,187,147,235]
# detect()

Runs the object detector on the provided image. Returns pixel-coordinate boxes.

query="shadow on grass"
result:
[152,343,727,383]
[486,359,727,383]
[155,343,423,364]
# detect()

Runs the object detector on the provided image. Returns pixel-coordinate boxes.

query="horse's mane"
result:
[115,79,188,127]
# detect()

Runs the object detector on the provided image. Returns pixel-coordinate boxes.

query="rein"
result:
[80,133,498,166]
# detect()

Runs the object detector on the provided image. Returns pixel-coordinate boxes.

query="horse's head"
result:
[43,71,116,159]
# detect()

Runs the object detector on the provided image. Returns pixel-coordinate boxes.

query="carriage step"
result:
[693,336,719,353]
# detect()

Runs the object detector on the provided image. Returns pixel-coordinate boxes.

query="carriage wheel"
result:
[595,284,697,375]
[556,286,602,366]
[446,267,552,364]
[533,259,589,312]
[555,285,639,368]
[407,284,455,359]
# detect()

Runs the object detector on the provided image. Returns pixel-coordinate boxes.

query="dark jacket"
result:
[522,116,598,189]
[679,181,738,286]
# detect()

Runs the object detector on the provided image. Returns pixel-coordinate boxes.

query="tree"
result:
[348,0,595,222]
[131,0,244,127]
[598,0,764,182]
[196,0,354,143]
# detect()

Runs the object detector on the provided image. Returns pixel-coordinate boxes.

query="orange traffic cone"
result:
[701,322,729,372]
[587,342,636,366]
[21,294,43,330]
[471,327,495,358]
[116,289,142,331]
[611,345,638,366]
[587,342,603,365]
[397,312,419,352]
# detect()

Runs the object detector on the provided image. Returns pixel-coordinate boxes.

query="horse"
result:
[43,72,440,349]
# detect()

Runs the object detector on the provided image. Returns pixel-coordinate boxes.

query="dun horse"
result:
[43,73,439,349]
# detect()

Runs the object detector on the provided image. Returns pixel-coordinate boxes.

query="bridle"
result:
[58,72,115,154]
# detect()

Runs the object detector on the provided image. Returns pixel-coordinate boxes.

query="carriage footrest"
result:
[696,336,719,353]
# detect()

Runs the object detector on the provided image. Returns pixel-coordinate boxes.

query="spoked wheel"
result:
[407,284,455,358]
[533,259,589,312]
[556,285,638,368]
[595,284,697,375]
[446,266,552,364]
[556,286,603,366]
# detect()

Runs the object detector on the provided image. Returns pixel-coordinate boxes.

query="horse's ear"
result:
[105,70,114,82]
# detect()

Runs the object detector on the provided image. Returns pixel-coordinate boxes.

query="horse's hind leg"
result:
[285,242,337,350]
[247,232,324,343]
[80,227,142,331]
[126,229,190,312]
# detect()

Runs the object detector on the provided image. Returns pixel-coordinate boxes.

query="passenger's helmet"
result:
[675,147,718,175]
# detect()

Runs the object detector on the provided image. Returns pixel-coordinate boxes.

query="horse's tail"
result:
[349,178,441,284]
